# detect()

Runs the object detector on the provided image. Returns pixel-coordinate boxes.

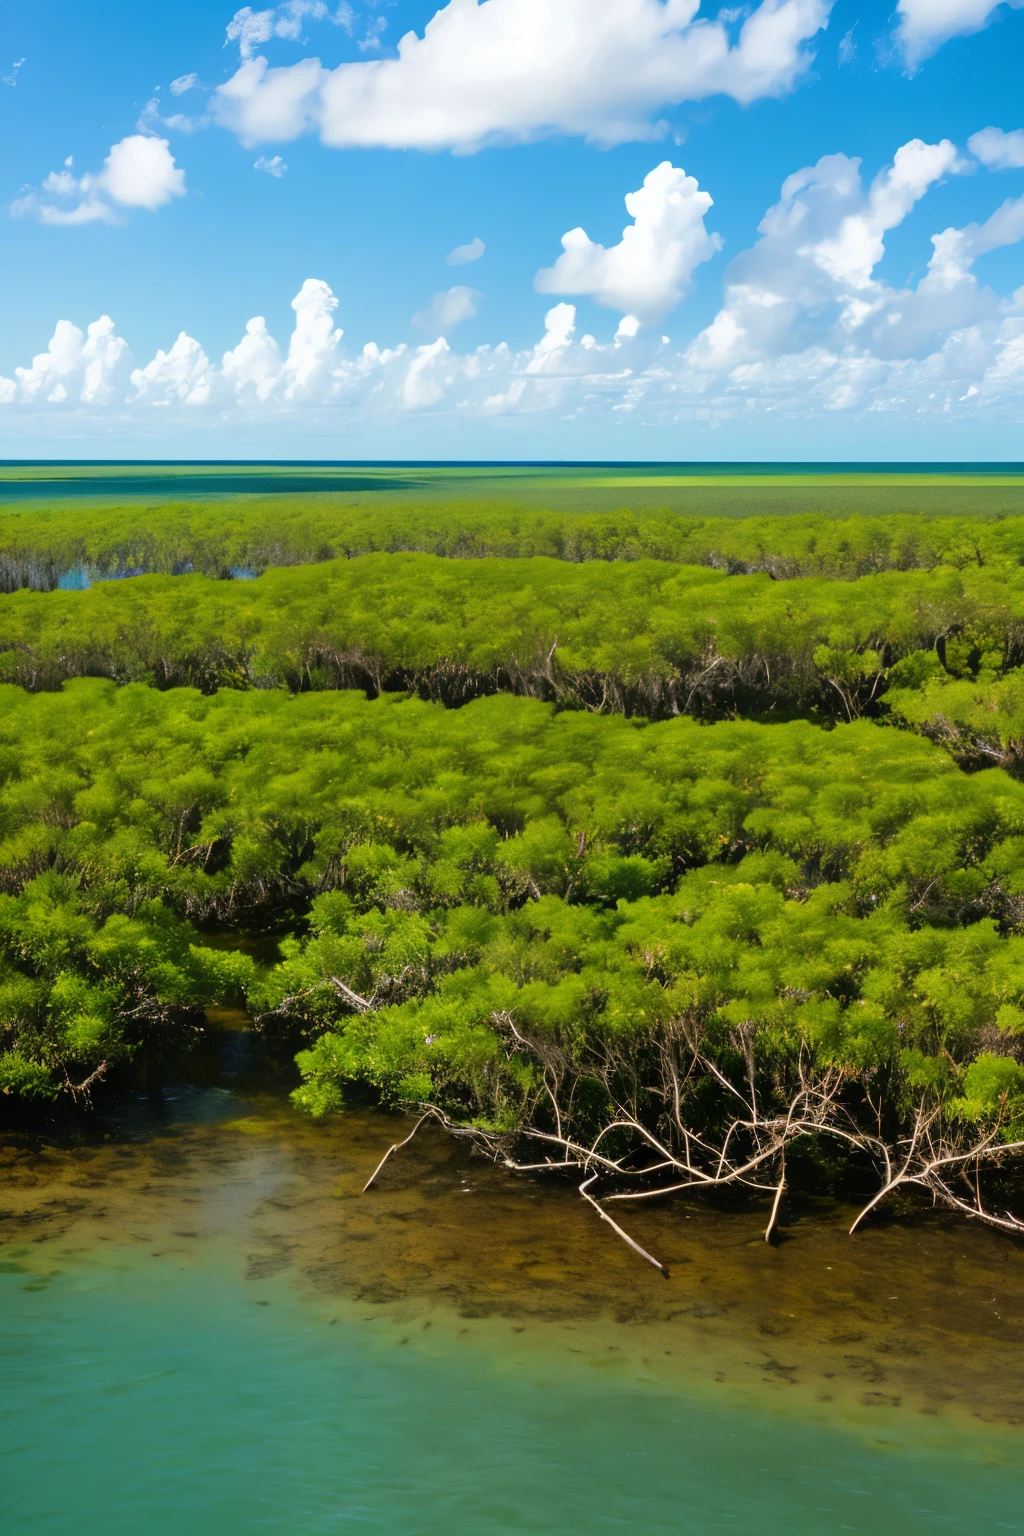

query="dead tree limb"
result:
[358,1011,1024,1274]
[63,1060,108,1104]
[578,1173,668,1276]
[764,1161,786,1243]
[362,1114,430,1191]
[330,977,374,1013]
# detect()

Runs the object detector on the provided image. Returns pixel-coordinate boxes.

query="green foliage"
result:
[954,1052,1024,1122]
[282,874,1024,1141]
[887,671,1024,775]
[5,491,1024,591]
[0,1051,58,1100]
[3,551,1024,729]
[5,489,1024,1170]
[3,675,1024,1130]
[5,682,1024,932]
[0,866,256,1103]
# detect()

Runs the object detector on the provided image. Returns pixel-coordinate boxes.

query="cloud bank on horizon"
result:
[5,133,1024,431]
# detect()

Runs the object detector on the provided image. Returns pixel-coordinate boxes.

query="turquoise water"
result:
[2,1240,1023,1535]
[55,563,258,589]
[2,459,1023,505]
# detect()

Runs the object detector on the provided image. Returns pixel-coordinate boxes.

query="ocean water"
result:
[2,1239,1023,1536]
[2,459,1023,505]
[3,1075,1024,1536]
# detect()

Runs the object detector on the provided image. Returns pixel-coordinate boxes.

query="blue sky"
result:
[1,0,1023,459]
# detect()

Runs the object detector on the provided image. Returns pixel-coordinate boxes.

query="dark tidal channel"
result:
[3,1018,1024,1533]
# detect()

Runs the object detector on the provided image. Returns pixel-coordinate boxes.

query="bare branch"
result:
[63,1060,107,1102]
[578,1174,668,1276]
[764,1161,786,1243]
[362,1114,430,1191]
[330,977,374,1013]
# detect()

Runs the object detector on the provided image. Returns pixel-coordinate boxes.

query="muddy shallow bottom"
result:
[4,1066,1024,1533]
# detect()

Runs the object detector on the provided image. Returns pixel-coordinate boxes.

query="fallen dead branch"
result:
[578,1172,669,1275]
[362,1113,430,1192]
[359,1008,1024,1273]
[63,1060,108,1104]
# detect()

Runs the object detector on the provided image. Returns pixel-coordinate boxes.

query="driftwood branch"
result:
[578,1173,668,1275]
[362,1114,431,1191]
[764,1161,786,1243]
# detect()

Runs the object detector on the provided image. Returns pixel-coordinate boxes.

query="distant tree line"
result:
[1,553,1023,764]
[3,494,1024,590]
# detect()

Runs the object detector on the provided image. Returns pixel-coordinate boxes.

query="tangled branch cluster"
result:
[364,1010,1024,1273]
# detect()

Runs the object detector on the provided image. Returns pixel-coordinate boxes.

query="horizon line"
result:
[3,459,1024,472]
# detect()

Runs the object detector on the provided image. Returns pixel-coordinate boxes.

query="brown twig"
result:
[362,1114,431,1192]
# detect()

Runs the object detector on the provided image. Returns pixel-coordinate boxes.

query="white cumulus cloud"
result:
[213,0,833,153]
[402,338,455,409]
[687,137,965,372]
[896,0,1024,66]
[413,286,482,334]
[11,136,186,225]
[969,125,1024,169]
[811,137,961,290]
[447,237,485,265]
[12,316,130,404]
[255,154,289,175]
[131,333,214,407]
[5,137,1024,437]
[221,317,283,402]
[280,276,346,398]
[925,194,1024,291]
[104,135,187,209]
[535,161,721,323]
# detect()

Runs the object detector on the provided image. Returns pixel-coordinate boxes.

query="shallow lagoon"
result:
[3,458,1024,507]
[3,1053,1024,1534]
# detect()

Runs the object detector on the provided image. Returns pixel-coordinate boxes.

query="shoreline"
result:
[4,1078,1024,1445]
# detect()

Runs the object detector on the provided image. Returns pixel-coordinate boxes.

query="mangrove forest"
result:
[5,486,1024,1263]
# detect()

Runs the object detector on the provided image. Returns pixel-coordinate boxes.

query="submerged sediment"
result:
[4,1074,1024,1433]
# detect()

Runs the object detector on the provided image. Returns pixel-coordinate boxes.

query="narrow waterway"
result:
[3,1020,1024,1534]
